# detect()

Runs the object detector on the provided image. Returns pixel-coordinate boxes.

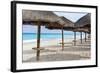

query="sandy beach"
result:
[22,38,91,62]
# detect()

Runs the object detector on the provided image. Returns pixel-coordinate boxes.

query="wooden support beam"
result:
[74,32,76,46]
[80,32,82,44]
[85,32,86,42]
[36,22,41,61]
[88,33,90,38]
[62,26,64,51]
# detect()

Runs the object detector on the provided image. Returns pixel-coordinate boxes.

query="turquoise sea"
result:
[22,33,82,40]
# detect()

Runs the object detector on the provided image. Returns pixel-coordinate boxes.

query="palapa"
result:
[74,13,91,43]
[46,16,77,47]
[22,10,66,61]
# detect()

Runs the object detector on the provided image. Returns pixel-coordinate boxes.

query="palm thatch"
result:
[74,13,91,33]
[74,28,89,33]
[61,16,74,27]
[22,10,65,27]
[75,13,91,28]
[45,16,74,30]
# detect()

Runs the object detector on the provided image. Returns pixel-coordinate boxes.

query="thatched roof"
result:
[75,13,91,28]
[73,28,90,33]
[45,16,75,30]
[22,10,65,27]
[61,16,74,27]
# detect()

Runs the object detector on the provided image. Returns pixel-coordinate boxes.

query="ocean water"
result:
[22,33,81,40]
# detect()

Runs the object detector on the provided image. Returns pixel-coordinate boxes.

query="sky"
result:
[54,12,87,22]
[23,12,87,33]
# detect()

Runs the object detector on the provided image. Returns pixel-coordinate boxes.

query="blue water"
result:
[22,33,81,40]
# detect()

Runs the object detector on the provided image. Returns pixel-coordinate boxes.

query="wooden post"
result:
[85,32,86,42]
[36,22,41,61]
[74,32,76,46]
[80,32,82,44]
[88,33,90,38]
[62,26,64,51]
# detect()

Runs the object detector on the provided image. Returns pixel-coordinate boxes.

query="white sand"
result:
[22,38,91,62]
[23,38,74,50]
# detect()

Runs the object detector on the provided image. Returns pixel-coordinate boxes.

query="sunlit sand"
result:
[22,38,91,62]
